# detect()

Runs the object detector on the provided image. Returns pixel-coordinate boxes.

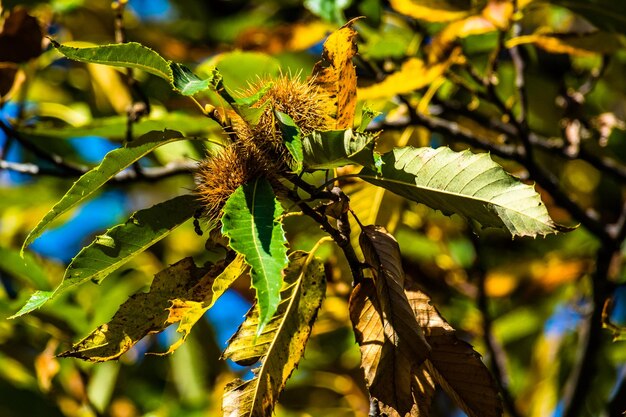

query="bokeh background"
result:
[0,1,625,416]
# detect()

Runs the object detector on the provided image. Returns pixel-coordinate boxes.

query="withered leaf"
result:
[351,224,502,417]
[311,18,359,129]
[222,251,326,417]
[351,281,503,417]
[408,288,503,417]
[350,282,423,416]
[60,256,245,361]
[354,225,431,416]
[359,225,430,366]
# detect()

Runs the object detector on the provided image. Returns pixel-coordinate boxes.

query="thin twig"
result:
[0,119,86,175]
[278,181,364,285]
[561,247,616,417]
[0,158,197,182]
[472,234,523,417]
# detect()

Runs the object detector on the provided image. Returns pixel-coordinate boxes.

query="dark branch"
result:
[0,119,87,175]
[0,159,196,183]
[472,235,524,417]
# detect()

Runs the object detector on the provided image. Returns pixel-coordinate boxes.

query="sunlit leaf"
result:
[10,195,197,319]
[302,129,378,170]
[430,17,496,59]
[53,41,171,80]
[221,178,289,333]
[222,251,326,417]
[170,63,222,96]
[59,257,204,361]
[21,130,188,252]
[163,255,247,354]
[506,32,622,57]
[358,56,458,100]
[389,0,471,22]
[311,18,359,129]
[53,41,219,96]
[360,146,571,237]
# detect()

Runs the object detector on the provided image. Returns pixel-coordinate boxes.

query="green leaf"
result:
[21,129,187,252]
[10,194,197,319]
[20,113,220,141]
[360,146,569,237]
[275,110,303,172]
[53,41,172,81]
[301,129,378,170]
[219,82,273,126]
[53,41,218,96]
[170,63,221,96]
[358,105,381,132]
[222,251,326,417]
[0,246,50,290]
[221,178,289,333]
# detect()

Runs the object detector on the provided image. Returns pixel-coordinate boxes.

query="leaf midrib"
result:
[248,179,272,312]
[248,264,307,416]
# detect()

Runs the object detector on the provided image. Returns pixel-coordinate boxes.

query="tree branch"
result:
[561,246,616,417]
[0,158,197,183]
[472,234,523,417]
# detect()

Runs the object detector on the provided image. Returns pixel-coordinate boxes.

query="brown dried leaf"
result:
[351,225,502,417]
[359,225,430,365]
[408,288,503,417]
[350,282,431,416]
[353,225,431,416]
[311,18,359,129]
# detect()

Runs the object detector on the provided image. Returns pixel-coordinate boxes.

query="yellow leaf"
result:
[288,21,335,51]
[506,32,622,57]
[358,53,459,100]
[482,0,514,30]
[430,16,495,60]
[389,0,471,22]
[311,18,359,129]
[162,255,247,355]
[235,21,333,53]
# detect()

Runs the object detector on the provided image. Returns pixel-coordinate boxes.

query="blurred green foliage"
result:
[1,1,626,416]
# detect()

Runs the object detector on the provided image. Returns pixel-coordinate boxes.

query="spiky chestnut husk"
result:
[194,144,266,223]
[234,74,333,169]
[195,75,330,223]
